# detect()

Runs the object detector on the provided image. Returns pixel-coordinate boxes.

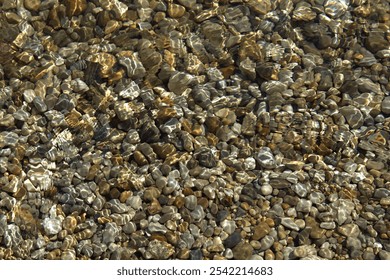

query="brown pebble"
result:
[232,242,253,260]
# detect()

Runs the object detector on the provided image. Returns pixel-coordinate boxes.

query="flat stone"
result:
[320,222,336,230]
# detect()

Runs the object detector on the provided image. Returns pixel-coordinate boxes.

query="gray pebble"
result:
[281,218,300,231]
[256,148,276,169]
[259,235,274,251]
[296,199,312,213]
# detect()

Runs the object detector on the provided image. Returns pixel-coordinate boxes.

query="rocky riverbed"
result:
[0,0,389,260]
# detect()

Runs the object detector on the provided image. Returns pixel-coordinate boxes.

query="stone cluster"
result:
[0,0,389,260]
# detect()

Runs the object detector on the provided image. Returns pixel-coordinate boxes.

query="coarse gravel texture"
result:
[0,0,389,260]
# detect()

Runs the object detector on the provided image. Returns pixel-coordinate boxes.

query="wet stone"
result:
[296,199,312,213]
[0,0,388,262]
[168,72,194,95]
[324,0,349,18]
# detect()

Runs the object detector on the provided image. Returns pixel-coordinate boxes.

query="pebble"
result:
[340,106,364,129]
[252,222,271,241]
[220,220,236,235]
[293,245,317,259]
[224,231,242,249]
[189,249,203,260]
[232,243,253,260]
[296,199,312,213]
[292,183,309,198]
[281,218,300,231]
[379,250,390,260]
[0,0,388,261]
[318,248,334,259]
[260,184,273,196]
[381,97,390,114]
[185,195,197,211]
[146,240,174,260]
[338,224,360,238]
[259,235,275,252]
[256,148,276,169]
[43,218,62,235]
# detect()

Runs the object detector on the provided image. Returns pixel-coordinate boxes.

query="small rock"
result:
[252,222,271,240]
[224,231,241,248]
[293,245,317,258]
[256,148,276,169]
[146,240,175,260]
[259,235,274,251]
[296,199,312,213]
[340,106,364,129]
[338,224,360,238]
[232,242,253,260]
[379,250,390,260]
[221,220,236,235]
[381,97,390,114]
[185,195,197,211]
[33,96,48,112]
[43,218,62,235]
[281,218,300,231]
[260,184,273,196]
[189,249,203,260]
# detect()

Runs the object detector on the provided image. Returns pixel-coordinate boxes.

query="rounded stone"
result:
[260,184,273,196]
[43,218,62,235]
[252,222,271,241]
[381,97,390,114]
[224,231,241,248]
[232,242,253,260]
